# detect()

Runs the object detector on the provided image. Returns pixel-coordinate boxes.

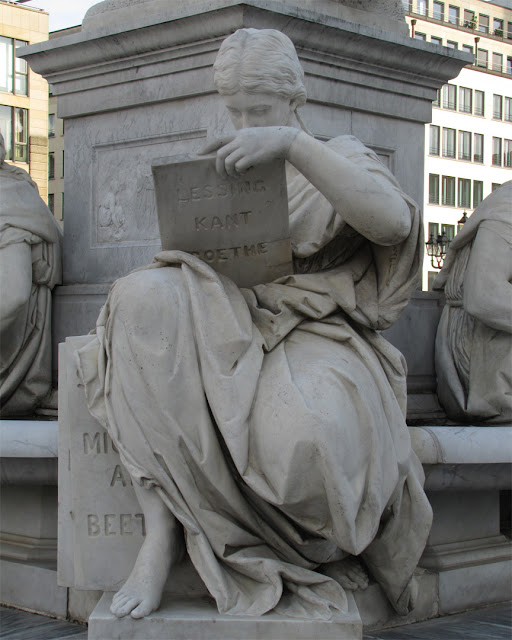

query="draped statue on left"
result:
[0,133,62,417]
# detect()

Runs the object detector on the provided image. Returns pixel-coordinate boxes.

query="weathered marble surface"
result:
[0,135,62,417]
[434,182,512,424]
[73,27,432,626]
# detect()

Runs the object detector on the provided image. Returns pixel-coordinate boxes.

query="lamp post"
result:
[457,210,468,233]
[425,231,451,269]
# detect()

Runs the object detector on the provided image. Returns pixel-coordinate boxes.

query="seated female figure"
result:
[79,28,432,621]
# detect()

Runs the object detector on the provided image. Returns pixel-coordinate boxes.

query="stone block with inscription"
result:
[58,336,207,597]
[152,155,293,287]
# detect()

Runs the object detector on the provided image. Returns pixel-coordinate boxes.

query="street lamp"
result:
[457,211,468,233]
[425,230,451,269]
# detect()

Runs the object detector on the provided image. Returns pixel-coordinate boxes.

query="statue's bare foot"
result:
[110,484,181,619]
[110,535,172,619]
[322,556,369,591]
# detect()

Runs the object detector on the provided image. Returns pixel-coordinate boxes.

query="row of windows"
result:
[430,126,483,162]
[416,36,512,74]
[0,36,28,96]
[428,174,484,208]
[404,0,512,38]
[0,104,28,162]
[434,85,512,121]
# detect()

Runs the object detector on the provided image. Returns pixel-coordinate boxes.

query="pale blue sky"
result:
[17,0,98,31]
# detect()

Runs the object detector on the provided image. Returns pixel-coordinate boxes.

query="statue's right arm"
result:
[463,225,512,333]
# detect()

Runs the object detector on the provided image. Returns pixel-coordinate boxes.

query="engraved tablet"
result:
[152,155,293,288]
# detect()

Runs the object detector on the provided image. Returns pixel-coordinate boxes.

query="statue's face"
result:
[222,91,295,130]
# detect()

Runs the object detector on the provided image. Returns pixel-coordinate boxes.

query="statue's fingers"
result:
[224,149,246,177]
[215,141,239,177]
[198,135,235,155]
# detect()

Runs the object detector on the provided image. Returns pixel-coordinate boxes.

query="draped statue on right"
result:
[434,181,512,424]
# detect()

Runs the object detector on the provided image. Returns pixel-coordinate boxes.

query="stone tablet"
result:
[152,155,293,288]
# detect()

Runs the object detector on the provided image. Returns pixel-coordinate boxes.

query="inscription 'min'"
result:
[178,179,266,204]
[190,242,268,264]
[195,211,251,232]
[87,513,146,537]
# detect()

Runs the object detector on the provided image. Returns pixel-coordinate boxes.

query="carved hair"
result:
[213,29,307,108]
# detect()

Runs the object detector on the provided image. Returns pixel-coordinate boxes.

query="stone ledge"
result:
[88,592,362,640]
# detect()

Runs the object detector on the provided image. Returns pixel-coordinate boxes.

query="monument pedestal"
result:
[88,592,362,640]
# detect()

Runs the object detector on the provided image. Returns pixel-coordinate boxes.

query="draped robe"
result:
[0,164,62,416]
[78,135,432,618]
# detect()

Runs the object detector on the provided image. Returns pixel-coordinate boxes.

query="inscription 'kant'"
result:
[195,211,251,232]
[178,179,266,204]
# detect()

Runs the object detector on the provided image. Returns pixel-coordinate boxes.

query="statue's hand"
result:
[199,127,300,177]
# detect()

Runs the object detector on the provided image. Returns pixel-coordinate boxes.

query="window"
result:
[442,128,456,158]
[477,49,488,69]
[48,193,54,214]
[493,18,504,37]
[0,37,28,96]
[474,90,484,116]
[417,0,428,16]
[505,140,512,168]
[508,22,512,39]
[442,176,456,206]
[459,87,472,113]
[48,113,55,138]
[429,174,440,204]
[462,44,473,56]
[478,14,489,34]
[414,32,427,41]
[0,105,28,162]
[431,36,443,45]
[443,84,457,109]
[493,53,503,73]
[507,57,512,75]
[457,179,471,208]
[448,5,459,25]
[458,131,471,161]
[447,40,458,49]
[492,137,502,166]
[492,183,502,192]
[441,224,455,242]
[429,125,440,155]
[49,152,55,179]
[433,1,444,21]
[433,89,441,107]
[473,133,484,163]
[428,222,439,239]
[505,97,512,122]
[427,271,437,291]
[402,0,412,11]
[493,95,503,120]
[473,181,483,207]
[464,9,475,28]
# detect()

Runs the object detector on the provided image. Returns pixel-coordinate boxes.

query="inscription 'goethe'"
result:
[152,155,293,288]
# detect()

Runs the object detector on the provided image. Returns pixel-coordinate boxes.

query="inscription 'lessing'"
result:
[190,243,268,264]
[87,513,146,537]
[178,179,266,204]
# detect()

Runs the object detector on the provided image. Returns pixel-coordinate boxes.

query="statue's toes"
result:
[131,597,159,619]
[111,595,140,618]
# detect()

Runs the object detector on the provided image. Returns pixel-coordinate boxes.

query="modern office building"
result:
[404,0,512,288]
[0,0,49,200]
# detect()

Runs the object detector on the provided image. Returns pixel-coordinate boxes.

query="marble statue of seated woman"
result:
[0,133,62,417]
[78,28,432,621]
[434,181,512,424]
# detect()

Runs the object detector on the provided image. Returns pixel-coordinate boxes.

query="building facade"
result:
[0,0,49,200]
[404,0,512,288]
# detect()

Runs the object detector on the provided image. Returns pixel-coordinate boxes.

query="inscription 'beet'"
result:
[152,154,292,287]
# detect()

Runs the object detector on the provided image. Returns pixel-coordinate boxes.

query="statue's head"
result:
[213,29,307,130]
[0,133,5,165]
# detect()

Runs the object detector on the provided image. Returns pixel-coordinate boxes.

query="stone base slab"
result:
[0,559,67,618]
[88,592,362,640]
